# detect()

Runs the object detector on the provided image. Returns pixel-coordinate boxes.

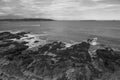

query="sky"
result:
[0,0,120,20]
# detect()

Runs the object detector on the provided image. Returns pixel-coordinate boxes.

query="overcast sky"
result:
[0,0,120,20]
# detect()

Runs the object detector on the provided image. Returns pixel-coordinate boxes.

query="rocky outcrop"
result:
[0,31,120,80]
[0,31,29,40]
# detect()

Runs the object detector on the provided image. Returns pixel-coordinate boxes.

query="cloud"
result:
[0,12,6,15]
[91,0,103,2]
[0,0,120,20]
[1,0,11,2]
[92,0,120,4]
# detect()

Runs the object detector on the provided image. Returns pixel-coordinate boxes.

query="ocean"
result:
[0,21,120,49]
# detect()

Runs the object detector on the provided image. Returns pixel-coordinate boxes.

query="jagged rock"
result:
[0,31,120,80]
[28,76,43,80]
[0,63,24,78]
[38,41,66,53]
[0,43,28,56]
[70,42,90,51]
[15,54,34,71]
[96,47,120,72]
[96,47,120,61]
[0,31,28,40]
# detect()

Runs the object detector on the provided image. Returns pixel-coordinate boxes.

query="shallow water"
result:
[0,21,120,49]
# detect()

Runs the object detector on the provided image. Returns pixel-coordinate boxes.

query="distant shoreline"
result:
[0,18,54,21]
[0,19,120,22]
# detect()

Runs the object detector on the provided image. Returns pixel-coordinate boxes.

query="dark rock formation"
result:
[0,31,120,80]
[0,31,28,40]
[96,47,120,72]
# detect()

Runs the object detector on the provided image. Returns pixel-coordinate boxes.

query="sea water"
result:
[0,21,120,49]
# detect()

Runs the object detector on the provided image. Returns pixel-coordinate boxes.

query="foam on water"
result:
[0,30,119,50]
[3,30,48,48]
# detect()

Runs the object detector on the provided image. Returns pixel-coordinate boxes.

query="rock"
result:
[96,47,120,72]
[16,32,29,37]
[0,31,28,40]
[15,54,34,70]
[1,63,24,78]
[96,47,120,61]
[38,41,66,54]
[28,76,43,80]
[22,41,92,80]
[70,42,90,51]
[0,31,120,80]
[0,43,28,56]
[68,42,91,63]
[0,32,18,40]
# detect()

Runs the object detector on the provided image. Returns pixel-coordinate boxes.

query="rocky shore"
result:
[0,31,120,80]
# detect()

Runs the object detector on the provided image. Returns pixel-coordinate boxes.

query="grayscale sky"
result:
[0,0,120,20]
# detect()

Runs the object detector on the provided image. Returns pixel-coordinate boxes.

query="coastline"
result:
[0,30,119,50]
[0,30,120,80]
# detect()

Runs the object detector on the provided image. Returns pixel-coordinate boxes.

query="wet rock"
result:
[1,63,24,78]
[38,41,66,53]
[68,42,91,63]
[0,43,28,56]
[0,32,18,40]
[0,31,120,80]
[96,47,120,61]
[15,54,34,71]
[96,47,120,72]
[28,76,43,80]
[70,42,90,51]
[22,41,93,80]
[0,31,28,40]
[16,32,29,37]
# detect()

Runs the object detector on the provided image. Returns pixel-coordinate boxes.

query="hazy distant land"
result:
[0,18,54,21]
[0,18,120,22]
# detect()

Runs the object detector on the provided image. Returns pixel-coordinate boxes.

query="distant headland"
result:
[0,18,54,21]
